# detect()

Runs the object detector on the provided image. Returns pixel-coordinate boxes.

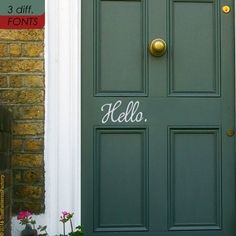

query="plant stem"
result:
[63,222,65,236]
[70,219,74,233]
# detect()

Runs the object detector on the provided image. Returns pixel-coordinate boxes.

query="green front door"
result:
[82,0,235,235]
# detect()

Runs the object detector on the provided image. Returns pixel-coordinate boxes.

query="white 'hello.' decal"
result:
[101,100,147,124]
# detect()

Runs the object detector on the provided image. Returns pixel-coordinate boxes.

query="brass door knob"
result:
[149,38,167,57]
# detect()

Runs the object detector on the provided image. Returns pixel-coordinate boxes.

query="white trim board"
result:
[44,0,81,232]
[12,0,81,235]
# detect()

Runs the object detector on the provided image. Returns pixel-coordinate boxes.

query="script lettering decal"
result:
[101,100,147,124]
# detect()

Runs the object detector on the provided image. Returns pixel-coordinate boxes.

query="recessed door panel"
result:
[94,0,148,96]
[169,0,220,96]
[168,128,222,230]
[94,128,148,232]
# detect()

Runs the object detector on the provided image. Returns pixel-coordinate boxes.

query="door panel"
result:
[94,128,148,232]
[168,128,221,230]
[82,0,235,235]
[94,0,148,96]
[169,0,220,96]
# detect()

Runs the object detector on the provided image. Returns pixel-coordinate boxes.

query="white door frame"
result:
[44,0,81,234]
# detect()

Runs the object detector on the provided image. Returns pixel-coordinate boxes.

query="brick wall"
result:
[0,30,45,214]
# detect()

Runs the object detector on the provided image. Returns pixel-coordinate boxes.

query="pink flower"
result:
[60,211,74,223]
[17,211,32,220]
[62,211,70,217]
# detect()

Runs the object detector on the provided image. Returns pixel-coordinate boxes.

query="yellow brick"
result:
[0,59,44,73]
[24,75,44,87]
[9,44,21,57]
[21,169,44,184]
[0,90,44,104]
[14,185,43,200]
[22,43,44,57]
[7,75,44,88]
[0,75,8,87]
[13,122,44,135]
[18,90,44,103]
[10,105,43,120]
[8,75,23,87]
[0,90,18,104]
[12,139,23,151]
[0,29,44,41]
[0,43,8,57]
[25,139,43,151]
[18,106,44,119]
[12,154,43,168]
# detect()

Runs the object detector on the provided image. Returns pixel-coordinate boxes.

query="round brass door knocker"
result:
[149,38,167,57]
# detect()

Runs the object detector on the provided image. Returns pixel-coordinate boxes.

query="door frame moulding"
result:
[44,0,81,234]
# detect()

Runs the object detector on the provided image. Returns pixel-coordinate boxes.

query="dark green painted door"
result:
[82,0,235,235]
